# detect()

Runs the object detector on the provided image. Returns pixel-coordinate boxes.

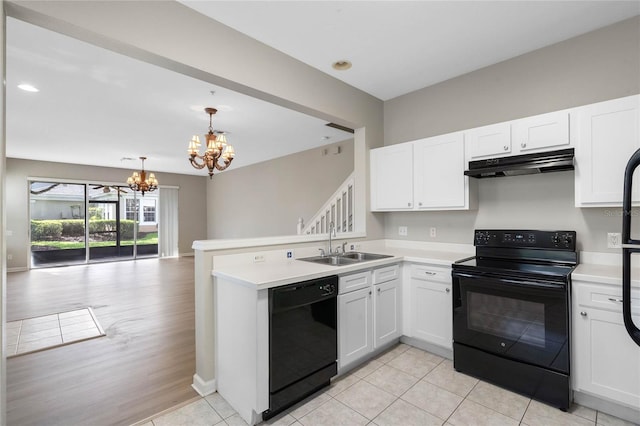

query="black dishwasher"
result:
[264,275,338,420]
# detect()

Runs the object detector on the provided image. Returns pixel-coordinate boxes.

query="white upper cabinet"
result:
[466,122,512,160]
[513,111,570,152]
[414,133,467,210]
[466,111,571,162]
[575,95,640,207]
[370,133,473,212]
[370,143,413,210]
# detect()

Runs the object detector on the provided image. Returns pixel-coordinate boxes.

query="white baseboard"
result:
[573,390,640,424]
[7,267,28,273]
[192,374,216,397]
[401,336,453,360]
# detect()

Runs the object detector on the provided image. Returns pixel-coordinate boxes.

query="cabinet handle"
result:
[418,202,422,206]
[503,145,509,151]
[424,271,436,276]
[521,142,526,148]
[377,287,381,293]
[408,202,412,207]
[580,311,587,316]
[446,288,450,293]
[608,297,623,303]
[369,290,372,296]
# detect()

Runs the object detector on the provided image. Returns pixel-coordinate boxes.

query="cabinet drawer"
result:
[410,264,450,284]
[339,271,371,294]
[576,283,640,314]
[373,264,400,285]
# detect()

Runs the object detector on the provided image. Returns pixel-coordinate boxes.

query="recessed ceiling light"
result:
[18,83,39,92]
[332,60,352,71]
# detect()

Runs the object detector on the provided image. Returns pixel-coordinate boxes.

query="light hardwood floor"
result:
[6,257,198,426]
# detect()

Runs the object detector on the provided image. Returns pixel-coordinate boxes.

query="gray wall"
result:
[382,16,640,253]
[207,140,354,239]
[5,158,207,269]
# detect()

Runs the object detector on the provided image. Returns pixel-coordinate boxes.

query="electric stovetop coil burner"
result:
[452,229,578,411]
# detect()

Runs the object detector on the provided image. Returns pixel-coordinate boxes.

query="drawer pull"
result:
[446,288,450,293]
[503,145,509,151]
[580,311,587,316]
[424,271,437,276]
[608,297,623,303]
[521,142,526,148]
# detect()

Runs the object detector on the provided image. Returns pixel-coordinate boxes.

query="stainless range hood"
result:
[464,148,574,178]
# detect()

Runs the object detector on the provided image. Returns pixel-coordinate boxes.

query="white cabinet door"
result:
[573,307,640,408]
[410,269,452,350]
[338,287,373,369]
[414,133,467,210]
[575,95,640,206]
[374,279,401,348]
[370,144,414,211]
[513,111,570,153]
[465,122,511,160]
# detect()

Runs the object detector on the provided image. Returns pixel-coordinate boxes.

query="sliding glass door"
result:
[30,182,87,267]
[29,180,159,268]
[88,185,133,262]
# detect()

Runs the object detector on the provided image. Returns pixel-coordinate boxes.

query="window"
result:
[125,199,139,221]
[143,203,156,223]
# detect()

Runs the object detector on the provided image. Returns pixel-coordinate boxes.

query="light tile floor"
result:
[142,344,639,426]
[7,307,105,357]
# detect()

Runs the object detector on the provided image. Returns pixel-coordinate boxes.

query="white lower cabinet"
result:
[572,280,640,409]
[374,278,401,348]
[408,264,452,350]
[338,286,373,368]
[338,264,401,370]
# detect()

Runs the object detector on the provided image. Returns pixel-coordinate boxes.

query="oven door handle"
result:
[453,272,566,290]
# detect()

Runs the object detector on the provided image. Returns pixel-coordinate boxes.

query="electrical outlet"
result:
[430,227,437,238]
[398,226,408,236]
[608,232,622,249]
[350,243,361,251]
[253,254,265,263]
[286,250,294,259]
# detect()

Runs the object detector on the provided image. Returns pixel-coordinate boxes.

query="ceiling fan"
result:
[91,184,128,194]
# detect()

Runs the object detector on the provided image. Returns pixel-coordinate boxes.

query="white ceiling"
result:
[6,1,640,177]
[5,18,352,176]
[183,0,640,101]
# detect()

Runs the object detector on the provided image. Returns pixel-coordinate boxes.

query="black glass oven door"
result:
[453,272,569,374]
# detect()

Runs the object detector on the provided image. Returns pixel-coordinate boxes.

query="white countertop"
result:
[573,263,640,288]
[212,245,472,290]
[210,240,639,290]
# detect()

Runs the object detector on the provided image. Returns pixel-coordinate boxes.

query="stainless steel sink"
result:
[299,252,393,266]
[299,255,359,266]
[340,252,393,261]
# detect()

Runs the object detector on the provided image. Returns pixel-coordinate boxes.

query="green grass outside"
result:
[32,233,158,249]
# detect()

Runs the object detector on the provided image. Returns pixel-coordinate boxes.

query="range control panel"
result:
[474,229,576,250]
